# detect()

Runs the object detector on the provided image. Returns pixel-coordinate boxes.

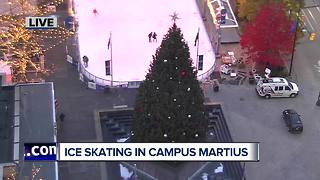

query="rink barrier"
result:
[197,63,216,81]
[78,63,142,88]
[78,61,215,88]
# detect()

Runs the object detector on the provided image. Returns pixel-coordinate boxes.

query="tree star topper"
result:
[170,12,180,23]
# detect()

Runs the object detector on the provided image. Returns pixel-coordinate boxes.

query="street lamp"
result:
[289,8,301,76]
[163,133,168,138]
[133,163,138,178]
[8,1,12,15]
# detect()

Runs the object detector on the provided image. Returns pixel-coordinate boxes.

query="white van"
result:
[256,77,299,99]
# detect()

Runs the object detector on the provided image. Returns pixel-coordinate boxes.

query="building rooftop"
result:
[0,86,14,163]
[16,83,57,179]
[0,82,58,180]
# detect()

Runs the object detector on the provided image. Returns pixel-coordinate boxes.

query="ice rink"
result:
[74,0,216,82]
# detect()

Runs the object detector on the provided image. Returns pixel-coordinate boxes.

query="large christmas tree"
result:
[132,23,207,143]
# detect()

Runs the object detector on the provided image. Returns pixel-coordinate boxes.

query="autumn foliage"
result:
[238,0,304,22]
[240,3,294,68]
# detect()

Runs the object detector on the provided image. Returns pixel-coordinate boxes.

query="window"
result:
[279,86,284,91]
[285,86,291,91]
[289,83,293,89]
[275,86,278,91]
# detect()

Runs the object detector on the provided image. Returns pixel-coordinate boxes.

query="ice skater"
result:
[152,32,157,42]
[93,8,99,16]
[83,56,89,67]
[148,32,153,42]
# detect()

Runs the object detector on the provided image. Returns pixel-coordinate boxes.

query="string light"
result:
[6,165,17,180]
[5,0,65,17]
[32,163,42,179]
[0,0,74,82]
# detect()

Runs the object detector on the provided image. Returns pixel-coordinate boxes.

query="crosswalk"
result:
[314,60,320,72]
[301,6,320,38]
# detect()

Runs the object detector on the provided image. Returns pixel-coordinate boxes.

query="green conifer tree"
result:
[132,24,207,143]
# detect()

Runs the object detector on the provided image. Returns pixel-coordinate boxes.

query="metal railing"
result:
[197,63,216,81]
[79,63,142,87]
[78,60,216,87]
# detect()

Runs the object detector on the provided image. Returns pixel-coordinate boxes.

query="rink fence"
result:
[77,60,215,89]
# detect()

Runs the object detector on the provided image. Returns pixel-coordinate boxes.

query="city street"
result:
[304,0,320,7]
[204,37,320,180]
[302,6,320,36]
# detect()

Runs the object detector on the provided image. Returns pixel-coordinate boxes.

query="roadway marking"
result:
[307,8,319,32]
[314,60,320,72]
[302,10,315,31]
[309,7,320,33]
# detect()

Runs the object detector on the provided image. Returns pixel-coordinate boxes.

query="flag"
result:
[194,30,199,46]
[290,20,298,33]
[105,60,111,75]
[107,35,111,50]
[198,55,204,70]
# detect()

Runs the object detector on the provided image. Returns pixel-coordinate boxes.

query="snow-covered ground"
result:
[74,0,216,82]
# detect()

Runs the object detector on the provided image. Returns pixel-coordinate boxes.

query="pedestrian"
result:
[316,91,320,106]
[148,32,152,42]
[59,113,65,121]
[152,32,157,42]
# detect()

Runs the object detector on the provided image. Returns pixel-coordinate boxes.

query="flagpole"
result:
[110,32,113,87]
[196,27,200,71]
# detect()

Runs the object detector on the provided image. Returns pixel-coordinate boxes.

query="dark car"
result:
[282,109,303,134]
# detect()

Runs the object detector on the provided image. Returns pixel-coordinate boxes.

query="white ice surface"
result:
[74,0,216,82]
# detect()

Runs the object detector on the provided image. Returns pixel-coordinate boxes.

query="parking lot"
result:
[204,78,320,179]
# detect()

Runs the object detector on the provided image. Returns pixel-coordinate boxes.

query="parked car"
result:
[282,109,303,134]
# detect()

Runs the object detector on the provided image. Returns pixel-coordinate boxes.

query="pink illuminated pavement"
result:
[74,0,216,82]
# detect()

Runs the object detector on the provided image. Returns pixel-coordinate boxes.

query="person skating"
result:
[152,32,157,42]
[83,56,89,67]
[93,8,99,16]
[148,32,152,42]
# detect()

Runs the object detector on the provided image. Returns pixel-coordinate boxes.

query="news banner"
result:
[24,143,259,161]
